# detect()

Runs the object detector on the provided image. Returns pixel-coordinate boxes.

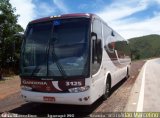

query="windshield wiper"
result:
[51,38,67,78]
[31,65,39,76]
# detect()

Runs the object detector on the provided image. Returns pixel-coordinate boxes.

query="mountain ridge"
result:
[128,34,160,60]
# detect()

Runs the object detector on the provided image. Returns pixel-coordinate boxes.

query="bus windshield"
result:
[20,18,90,78]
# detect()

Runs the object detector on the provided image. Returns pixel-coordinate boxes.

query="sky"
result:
[10,0,160,39]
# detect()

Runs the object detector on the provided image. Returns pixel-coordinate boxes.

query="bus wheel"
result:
[125,67,130,79]
[102,78,110,100]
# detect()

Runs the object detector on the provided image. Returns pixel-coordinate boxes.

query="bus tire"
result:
[102,78,110,100]
[125,67,130,79]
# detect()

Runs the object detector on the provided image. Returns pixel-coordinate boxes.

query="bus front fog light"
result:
[68,86,90,93]
[84,96,90,101]
[79,98,82,101]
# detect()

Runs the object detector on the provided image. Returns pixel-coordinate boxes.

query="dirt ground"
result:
[0,76,20,100]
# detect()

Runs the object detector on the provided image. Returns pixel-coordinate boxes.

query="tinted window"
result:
[93,19,102,39]
[91,19,102,75]
[103,24,117,60]
[103,23,131,64]
[115,40,131,59]
[20,18,90,77]
[21,22,51,76]
[48,19,90,77]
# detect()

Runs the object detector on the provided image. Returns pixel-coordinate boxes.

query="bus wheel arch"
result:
[102,73,111,100]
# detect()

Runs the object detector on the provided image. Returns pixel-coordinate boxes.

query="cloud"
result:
[10,0,36,29]
[78,4,88,10]
[97,0,160,39]
[116,14,160,39]
[142,0,160,5]
[10,0,69,29]
[53,0,69,13]
[35,2,56,17]
[97,0,148,22]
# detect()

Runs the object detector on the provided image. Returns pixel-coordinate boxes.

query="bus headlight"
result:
[68,86,90,93]
[21,85,32,91]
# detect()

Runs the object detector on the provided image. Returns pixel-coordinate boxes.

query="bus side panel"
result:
[102,23,131,88]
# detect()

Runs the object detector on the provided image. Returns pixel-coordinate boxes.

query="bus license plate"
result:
[43,96,55,102]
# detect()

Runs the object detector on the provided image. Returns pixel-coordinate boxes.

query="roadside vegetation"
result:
[0,0,23,77]
[129,34,160,60]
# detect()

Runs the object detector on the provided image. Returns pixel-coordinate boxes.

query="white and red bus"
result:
[20,13,131,105]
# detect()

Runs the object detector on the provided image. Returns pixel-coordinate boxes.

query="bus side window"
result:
[91,19,102,75]
[115,40,131,59]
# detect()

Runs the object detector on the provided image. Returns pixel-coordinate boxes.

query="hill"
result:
[128,34,160,60]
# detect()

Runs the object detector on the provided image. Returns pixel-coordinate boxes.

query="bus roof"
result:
[30,13,95,24]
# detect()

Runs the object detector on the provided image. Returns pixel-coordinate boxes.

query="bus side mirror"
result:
[91,32,97,64]
[91,32,97,40]
[14,32,24,39]
[96,39,102,63]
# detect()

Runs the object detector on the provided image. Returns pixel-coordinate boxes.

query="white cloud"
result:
[98,0,148,22]
[78,4,88,10]
[155,0,160,4]
[116,14,160,39]
[97,0,160,39]
[10,0,36,29]
[53,0,69,13]
[10,0,55,29]
[35,2,56,17]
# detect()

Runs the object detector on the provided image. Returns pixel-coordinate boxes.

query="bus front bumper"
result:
[21,90,93,105]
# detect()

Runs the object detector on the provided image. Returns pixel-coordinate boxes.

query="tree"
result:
[130,49,140,60]
[0,0,24,73]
